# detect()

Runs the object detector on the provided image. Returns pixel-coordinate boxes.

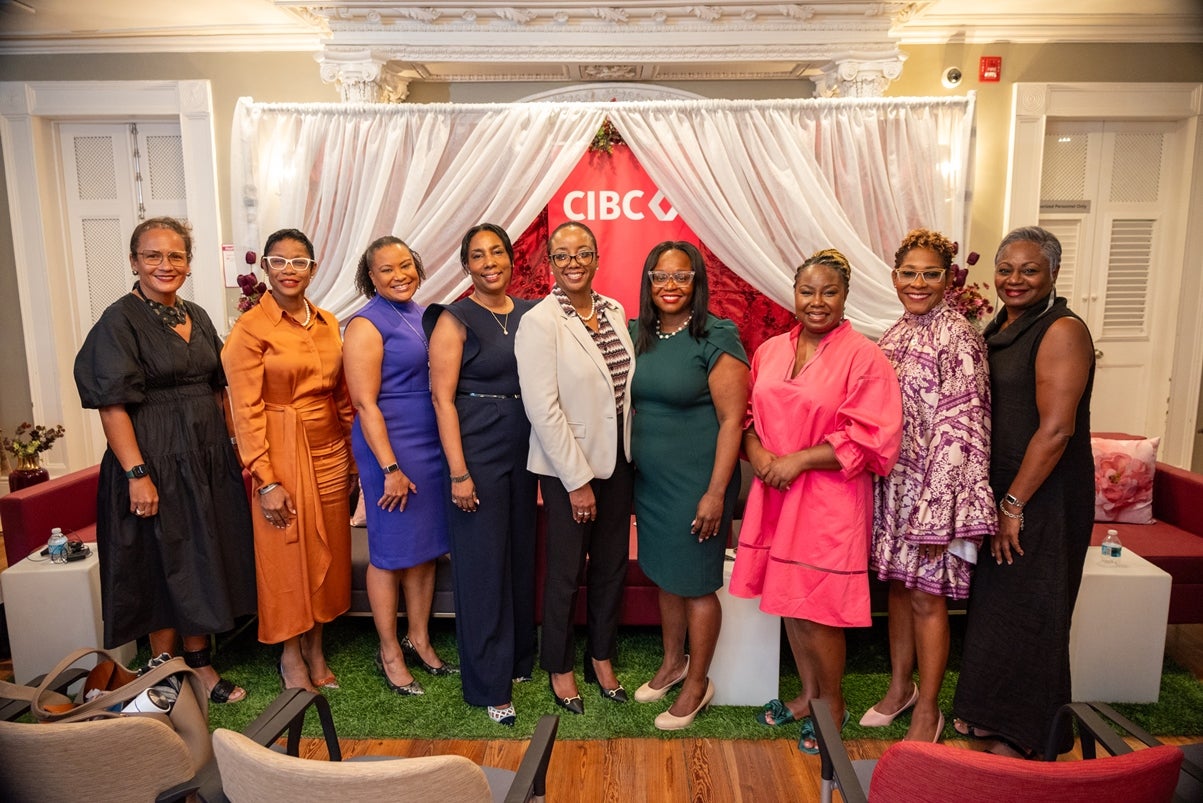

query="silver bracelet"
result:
[258,482,280,496]
[1003,492,1025,509]
[998,500,1024,531]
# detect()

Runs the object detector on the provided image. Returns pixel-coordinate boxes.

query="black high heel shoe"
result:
[400,635,460,676]
[584,651,628,703]
[548,674,585,715]
[375,650,425,696]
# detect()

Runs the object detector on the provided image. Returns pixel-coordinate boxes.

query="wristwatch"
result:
[124,464,150,479]
[382,463,400,474]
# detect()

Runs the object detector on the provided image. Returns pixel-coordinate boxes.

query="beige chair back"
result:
[0,715,195,803]
[212,728,495,803]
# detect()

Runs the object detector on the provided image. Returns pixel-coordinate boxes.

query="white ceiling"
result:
[1,0,1200,88]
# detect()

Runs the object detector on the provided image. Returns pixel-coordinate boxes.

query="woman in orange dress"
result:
[223,228,355,691]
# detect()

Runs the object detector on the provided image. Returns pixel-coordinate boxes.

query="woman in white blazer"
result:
[515,221,635,715]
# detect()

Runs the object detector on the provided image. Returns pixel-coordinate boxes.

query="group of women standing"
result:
[75,214,1094,752]
[731,224,1094,760]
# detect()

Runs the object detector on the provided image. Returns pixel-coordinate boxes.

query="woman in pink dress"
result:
[730,248,903,754]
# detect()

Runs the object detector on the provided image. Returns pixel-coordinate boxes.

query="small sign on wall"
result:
[221,244,240,288]
[979,56,1002,82]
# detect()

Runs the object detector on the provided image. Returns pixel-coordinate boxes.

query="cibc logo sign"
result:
[563,189,679,222]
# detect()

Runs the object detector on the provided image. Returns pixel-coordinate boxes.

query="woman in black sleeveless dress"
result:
[425,223,538,727]
[952,226,1096,758]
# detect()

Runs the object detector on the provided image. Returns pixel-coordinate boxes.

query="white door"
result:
[57,121,188,462]
[1038,119,1190,441]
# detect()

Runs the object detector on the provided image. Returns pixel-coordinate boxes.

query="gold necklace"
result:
[471,295,511,335]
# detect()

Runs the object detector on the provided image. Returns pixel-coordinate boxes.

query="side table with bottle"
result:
[0,537,135,686]
[1068,543,1171,703]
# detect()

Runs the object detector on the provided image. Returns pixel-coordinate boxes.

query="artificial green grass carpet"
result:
[193,615,1203,742]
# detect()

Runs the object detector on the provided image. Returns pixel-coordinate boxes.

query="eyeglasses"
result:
[893,269,946,285]
[263,256,316,273]
[648,271,695,286]
[137,250,188,267]
[549,250,596,268]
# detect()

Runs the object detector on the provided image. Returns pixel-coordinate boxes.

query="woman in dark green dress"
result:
[628,241,749,730]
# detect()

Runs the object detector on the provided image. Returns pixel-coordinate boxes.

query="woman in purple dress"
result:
[344,236,454,696]
[862,229,995,742]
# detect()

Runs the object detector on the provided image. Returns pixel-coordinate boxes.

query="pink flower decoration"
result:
[1094,451,1154,518]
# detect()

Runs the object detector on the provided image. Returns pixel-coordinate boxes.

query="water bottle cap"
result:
[1107,529,1118,536]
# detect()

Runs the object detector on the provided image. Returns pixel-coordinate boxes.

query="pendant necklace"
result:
[656,312,692,340]
[472,295,511,335]
[388,299,431,387]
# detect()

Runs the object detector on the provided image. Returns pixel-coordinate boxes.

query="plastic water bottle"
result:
[1100,529,1123,565]
[47,527,68,563]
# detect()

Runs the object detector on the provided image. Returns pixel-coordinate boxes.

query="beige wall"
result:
[1,43,1201,437]
[888,42,1203,276]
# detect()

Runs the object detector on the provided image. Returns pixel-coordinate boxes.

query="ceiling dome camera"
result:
[942,66,963,89]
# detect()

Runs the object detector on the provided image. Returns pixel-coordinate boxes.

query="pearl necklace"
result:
[656,313,692,340]
[299,299,312,328]
[574,295,597,323]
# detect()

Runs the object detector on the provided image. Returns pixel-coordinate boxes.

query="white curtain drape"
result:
[231,95,974,336]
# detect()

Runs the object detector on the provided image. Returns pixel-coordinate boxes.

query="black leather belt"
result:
[457,391,521,399]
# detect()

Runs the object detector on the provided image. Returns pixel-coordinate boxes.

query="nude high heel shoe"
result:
[653,679,714,731]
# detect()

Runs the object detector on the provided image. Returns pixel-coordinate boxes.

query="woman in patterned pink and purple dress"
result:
[860,229,996,742]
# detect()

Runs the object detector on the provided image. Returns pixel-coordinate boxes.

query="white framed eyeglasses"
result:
[137,250,188,268]
[549,250,596,268]
[893,269,946,285]
[648,270,695,286]
[262,256,316,273]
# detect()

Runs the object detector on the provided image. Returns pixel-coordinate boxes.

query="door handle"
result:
[1094,349,1104,360]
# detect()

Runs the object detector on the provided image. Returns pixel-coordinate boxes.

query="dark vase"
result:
[8,454,50,492]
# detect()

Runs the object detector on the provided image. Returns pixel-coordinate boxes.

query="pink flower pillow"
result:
[1091,436,1160,523]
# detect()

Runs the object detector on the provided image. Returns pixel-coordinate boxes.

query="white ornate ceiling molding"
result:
[814,52,907,97]
[286,0,915,86]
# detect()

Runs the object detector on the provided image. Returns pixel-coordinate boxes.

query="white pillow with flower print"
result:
[1091,436,1160,524]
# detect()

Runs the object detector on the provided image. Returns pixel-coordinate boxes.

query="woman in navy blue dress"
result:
[344,236,454,696]
[426,223,538,726]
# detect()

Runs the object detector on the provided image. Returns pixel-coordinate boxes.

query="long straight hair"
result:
[634,241,709,355]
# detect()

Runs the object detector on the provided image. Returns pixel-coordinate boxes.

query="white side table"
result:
[1,546,135,684]
[710,553,781,706]
[1069,548,1171,703]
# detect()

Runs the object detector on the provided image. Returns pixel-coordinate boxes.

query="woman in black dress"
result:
[426,223,538,726]
[952,226,1095,758]
[74,216,257,703]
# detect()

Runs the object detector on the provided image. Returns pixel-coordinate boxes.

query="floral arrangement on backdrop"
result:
[589,116,625,154]
[236,271,267,313]
[945,245,993,326]
[3,422,66,463]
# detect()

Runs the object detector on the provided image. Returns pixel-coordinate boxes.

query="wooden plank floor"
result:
[293,623,1203,802]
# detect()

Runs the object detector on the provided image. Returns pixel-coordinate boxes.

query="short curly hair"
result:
[893,228,955,272]
[795,248,852,291]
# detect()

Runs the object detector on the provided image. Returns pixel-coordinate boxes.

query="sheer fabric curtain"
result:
[231,99,604,320]
[610,97,974,335]
[232,95,973,335]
